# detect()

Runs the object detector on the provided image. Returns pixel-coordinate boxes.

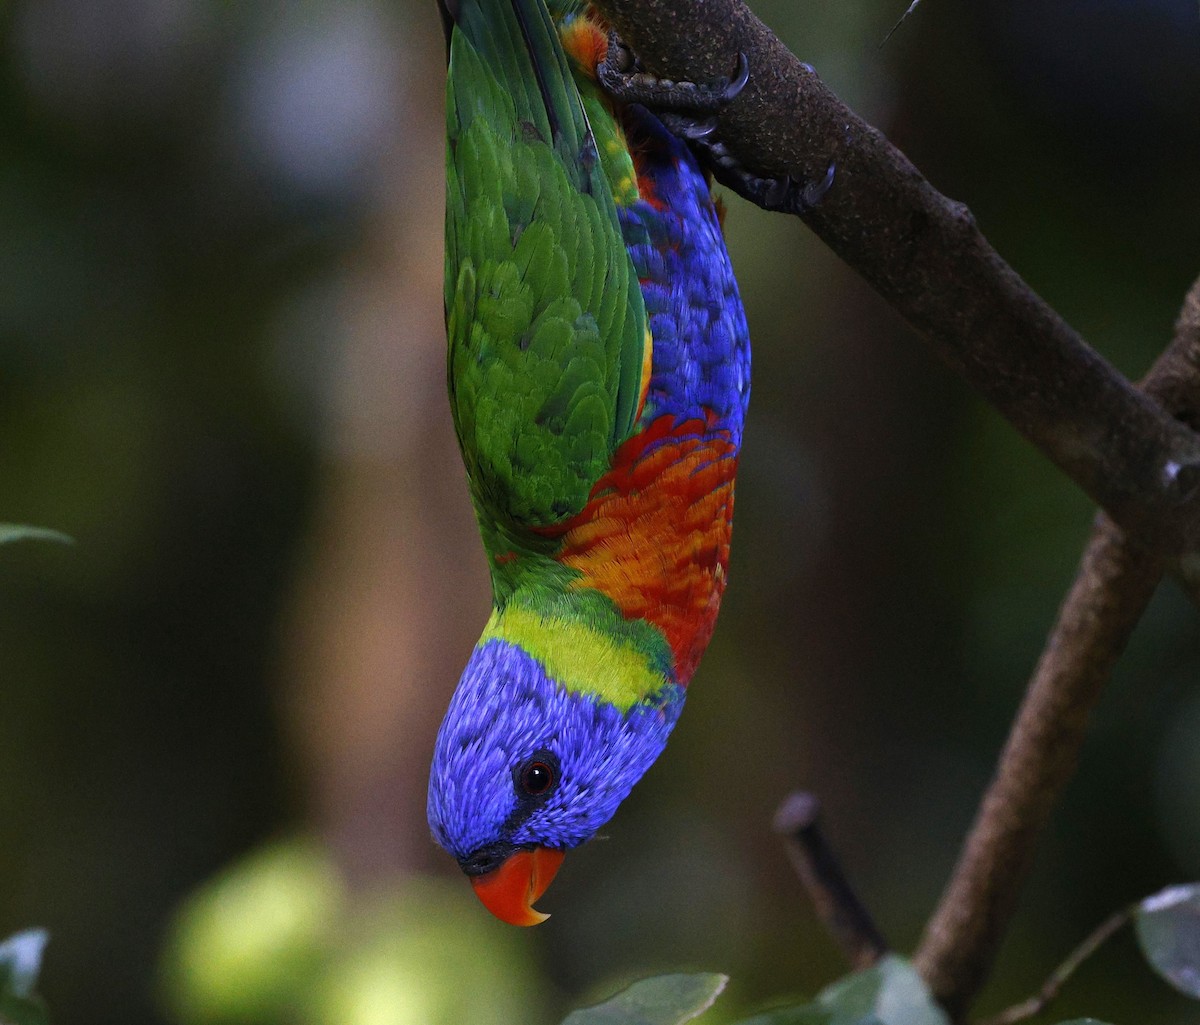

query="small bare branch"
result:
[977,906,1132,1025]
[774,791,889,970]
[880,0,925,48]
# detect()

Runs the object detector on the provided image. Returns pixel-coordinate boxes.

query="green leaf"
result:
[0,524,74,546]
[1133,883,1200,999]
[733,1005,849,1025]
[1053,1020,1119,1024]
[561,973,728,1025]
[735,956,949,1025]
[821,956,947,1024]
[0,930,50,1025]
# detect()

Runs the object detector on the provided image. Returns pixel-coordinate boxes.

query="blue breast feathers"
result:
[617,104,751,448]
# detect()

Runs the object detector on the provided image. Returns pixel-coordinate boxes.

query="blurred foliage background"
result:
[1,0,1199,1022]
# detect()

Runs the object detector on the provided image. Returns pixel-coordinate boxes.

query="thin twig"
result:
[913,275,1200,1019]
[590,0,1200,565]
[773,791,889,970]
[976,906,1133,1025]
[880,0,924,48]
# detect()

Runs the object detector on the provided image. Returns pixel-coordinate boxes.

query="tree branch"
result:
[577,0,1200,1013]
[911,518,1161,1019]
[589,0,1200,564]
[773,792,889,971]
[912,275,1200,1019]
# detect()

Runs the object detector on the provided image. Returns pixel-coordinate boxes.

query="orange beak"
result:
[469,846,565,926]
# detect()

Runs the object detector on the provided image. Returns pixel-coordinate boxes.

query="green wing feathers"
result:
[444,0,647,530]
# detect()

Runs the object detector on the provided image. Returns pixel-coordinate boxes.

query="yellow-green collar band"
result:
[481,605,669,712]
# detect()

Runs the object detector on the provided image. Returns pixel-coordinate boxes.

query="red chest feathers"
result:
[546,415,737,684]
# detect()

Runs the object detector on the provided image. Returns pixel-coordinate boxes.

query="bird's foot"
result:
[699,136,837,215]
[597,31,749,117]
[598,32,836,214]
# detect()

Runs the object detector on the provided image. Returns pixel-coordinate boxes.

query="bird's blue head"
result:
[427,637,684,925]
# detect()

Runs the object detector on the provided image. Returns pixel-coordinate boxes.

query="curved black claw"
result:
[798,162,837,209]
[723,53,751,104]
[657,112,720,142]
[696,135,838,215]
[598,37,751,117]
[595,32,834,216]
[738,161,837,215]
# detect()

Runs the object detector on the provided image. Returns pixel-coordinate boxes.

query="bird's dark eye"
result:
[520,761,554,796]
[515,751,559,799]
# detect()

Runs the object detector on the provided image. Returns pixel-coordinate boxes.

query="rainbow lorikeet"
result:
[427,0,751,926]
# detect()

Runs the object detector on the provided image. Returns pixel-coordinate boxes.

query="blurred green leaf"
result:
[0,929,50,1025]
[0,524,73,546]
[1053,1019,1118,1023]
[161,839,342,1023]
[561,973,728,1025]
[162,839,548,1025]
[308,878,548,1025]
[1133,883,1200,999]
[818,956,947,1024]
[735,955,949,1025]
